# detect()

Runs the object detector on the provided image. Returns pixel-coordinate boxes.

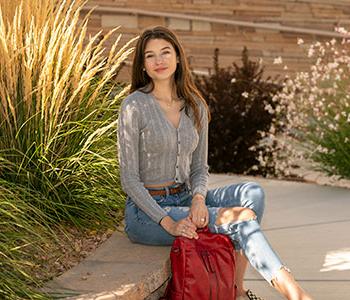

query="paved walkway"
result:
[210,174,350,300]
[44,174,350,300]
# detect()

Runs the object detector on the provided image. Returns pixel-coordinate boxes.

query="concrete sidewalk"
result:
[43,174,350,300]
[210,174,350,300]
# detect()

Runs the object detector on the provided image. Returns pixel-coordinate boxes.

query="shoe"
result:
[236,289,264,300]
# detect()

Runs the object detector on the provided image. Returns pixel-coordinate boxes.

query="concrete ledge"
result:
[43,230,171,300]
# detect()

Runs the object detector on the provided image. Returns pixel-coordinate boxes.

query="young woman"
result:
[117,25,312,300]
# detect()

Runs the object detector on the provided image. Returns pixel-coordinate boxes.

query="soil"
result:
[30,223,119,285]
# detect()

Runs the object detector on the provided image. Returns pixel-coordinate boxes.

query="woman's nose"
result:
[154,55,164,64]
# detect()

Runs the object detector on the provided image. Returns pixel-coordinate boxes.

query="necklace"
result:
[165,98,176,107]
[153,93,181,108]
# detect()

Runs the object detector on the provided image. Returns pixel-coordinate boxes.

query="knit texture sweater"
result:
[117,90,209,223]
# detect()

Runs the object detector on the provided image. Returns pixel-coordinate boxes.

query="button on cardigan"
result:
[117,90,209,223]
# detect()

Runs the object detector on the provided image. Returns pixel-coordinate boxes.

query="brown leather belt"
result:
[147,183,186,196]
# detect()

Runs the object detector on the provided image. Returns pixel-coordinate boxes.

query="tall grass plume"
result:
[0,0,135,297]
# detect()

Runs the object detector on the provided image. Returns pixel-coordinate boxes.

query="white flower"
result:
[297,38,304,45]
[335,27,348,35]
[328,123,336,131]
[264,104,275,114]
[231,78,236,83]
[273,56,283,64]
[241,92,249,98]
[327,62,339,69]
[316,145,329,154]
[308,47,315,57]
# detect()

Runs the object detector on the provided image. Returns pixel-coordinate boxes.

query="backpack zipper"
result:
[201,250,218,300]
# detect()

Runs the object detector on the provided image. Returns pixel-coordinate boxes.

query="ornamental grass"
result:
[0,0,135,298]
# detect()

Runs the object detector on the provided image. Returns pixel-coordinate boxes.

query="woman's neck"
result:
[152,80,177,100]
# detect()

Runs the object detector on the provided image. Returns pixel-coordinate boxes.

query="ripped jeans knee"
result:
[209,218,287,284]
[238,182,265,224]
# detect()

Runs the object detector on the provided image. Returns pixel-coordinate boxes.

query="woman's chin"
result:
[151,73,173,82]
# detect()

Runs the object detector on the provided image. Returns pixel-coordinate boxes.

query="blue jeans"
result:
[125,181,284,283]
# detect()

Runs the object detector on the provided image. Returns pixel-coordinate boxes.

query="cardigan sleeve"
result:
[117,97,168,223]
[189,101,209,198]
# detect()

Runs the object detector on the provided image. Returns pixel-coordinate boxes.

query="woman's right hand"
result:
[160,216,199,239]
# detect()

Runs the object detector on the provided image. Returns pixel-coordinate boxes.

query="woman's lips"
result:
[154,67,167,72]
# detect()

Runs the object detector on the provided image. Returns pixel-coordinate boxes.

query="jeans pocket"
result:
[135,207,154,225]
[152,194,166,205]
[152,194,180,207]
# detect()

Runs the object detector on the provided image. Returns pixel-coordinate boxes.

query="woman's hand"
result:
[160,216,198,239]
[189,194,209,228]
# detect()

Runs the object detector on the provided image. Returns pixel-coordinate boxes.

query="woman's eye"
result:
[145,55,154,58]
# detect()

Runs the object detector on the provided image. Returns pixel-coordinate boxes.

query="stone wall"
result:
[80,0,350,81]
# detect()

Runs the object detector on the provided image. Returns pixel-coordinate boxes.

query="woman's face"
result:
[143,38,178,83]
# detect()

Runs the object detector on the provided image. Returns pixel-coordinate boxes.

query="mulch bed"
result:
[29,224,117,285]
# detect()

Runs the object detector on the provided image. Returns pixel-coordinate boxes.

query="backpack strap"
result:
[159,277,172,300]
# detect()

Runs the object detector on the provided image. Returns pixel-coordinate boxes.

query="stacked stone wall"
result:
[81,0,350,80]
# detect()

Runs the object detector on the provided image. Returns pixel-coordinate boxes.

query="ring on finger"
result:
[200,218,205,222]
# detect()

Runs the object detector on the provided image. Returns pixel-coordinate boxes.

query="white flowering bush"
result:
[265,29,350,178]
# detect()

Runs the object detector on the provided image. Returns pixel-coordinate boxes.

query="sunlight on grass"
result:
[0,0,136,298]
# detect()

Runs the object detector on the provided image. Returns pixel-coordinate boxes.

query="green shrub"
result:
[194,47,282,175]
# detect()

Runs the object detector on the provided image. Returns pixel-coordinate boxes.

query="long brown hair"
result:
[130,25,210,131]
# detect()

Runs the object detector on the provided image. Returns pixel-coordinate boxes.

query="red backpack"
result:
[161,227,236,300]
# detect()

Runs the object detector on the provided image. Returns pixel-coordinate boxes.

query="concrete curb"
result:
[288,164,350,190]
[42,230,171,300]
